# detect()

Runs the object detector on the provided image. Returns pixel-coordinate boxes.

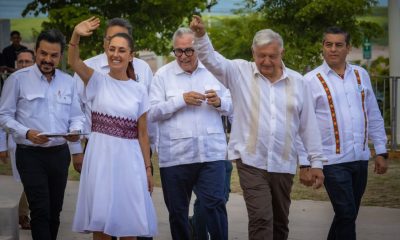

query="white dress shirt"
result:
[194,34,326,174]
[298,61,387,165]
[0,64,85,147]
[73,53,158,150]
[148,60,232,167]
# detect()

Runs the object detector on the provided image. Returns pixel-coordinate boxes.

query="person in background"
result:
[0,49,35,230]
[2,31,28,72]
[190,115,233,240]
[298,26,388,240]
[0,29,85,240]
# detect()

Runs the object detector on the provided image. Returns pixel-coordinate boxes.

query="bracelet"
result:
[145,165,152,170]
[299,165,311,169]
[69,42,79,47]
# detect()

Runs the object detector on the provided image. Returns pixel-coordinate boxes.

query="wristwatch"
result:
[299,165,311,169]
[377,153,389,160]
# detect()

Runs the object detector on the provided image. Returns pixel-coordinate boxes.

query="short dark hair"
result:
[16,49,35,60]
[10,30,21,37]
[323,26,351,45]
[105,18,132,37]
[35,29,66,54]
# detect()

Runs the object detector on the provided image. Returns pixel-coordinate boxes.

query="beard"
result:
[38,61,55,75]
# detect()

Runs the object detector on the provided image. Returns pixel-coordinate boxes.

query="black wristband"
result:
[25,130,30,139]
[377,153,389,159]
[299,165,311,169]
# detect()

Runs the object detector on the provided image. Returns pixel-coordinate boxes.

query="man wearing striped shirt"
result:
[300,26,388,240]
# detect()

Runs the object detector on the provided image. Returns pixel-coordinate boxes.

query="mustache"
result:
[40,61,54,67]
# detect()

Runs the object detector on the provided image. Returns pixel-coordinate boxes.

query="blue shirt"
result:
[0,64,85,147]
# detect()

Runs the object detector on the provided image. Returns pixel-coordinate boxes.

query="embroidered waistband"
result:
[91,111,138,139]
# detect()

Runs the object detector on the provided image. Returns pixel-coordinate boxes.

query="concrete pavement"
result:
[1,175,399,240]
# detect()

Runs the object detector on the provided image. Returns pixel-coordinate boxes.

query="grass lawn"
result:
[1,154,399,208]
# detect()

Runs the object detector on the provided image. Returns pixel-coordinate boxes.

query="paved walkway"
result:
[1,175,399,240]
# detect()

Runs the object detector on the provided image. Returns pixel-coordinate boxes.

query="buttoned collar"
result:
[98,53,109,69]
[253,61,289,84]
[32,63,58,82]
[321,60,353,77]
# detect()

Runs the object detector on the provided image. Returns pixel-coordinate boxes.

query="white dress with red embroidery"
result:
[72,71,157,237]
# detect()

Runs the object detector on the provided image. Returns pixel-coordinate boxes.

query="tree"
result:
[208,0,383,73]
[22,0,207,58]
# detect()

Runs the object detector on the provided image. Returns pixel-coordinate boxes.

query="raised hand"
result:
[74,16,100,37]
[190,15,206,37]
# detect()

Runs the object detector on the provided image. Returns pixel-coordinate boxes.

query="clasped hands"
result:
[299,167,325,189]
[183,90,221,108]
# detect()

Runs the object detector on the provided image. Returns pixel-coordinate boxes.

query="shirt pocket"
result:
[22,94,46,118]
[169,131,194,159]
[205,127,226,158]
[55,92,72,120]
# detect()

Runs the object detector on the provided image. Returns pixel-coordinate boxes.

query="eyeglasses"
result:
[172,48,195,57]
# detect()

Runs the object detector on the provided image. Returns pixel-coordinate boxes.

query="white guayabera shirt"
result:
[298,61,387,166]
[194,33,327,174]
[148,60,233,168]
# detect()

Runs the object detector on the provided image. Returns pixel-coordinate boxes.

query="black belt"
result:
[17,143,68,152]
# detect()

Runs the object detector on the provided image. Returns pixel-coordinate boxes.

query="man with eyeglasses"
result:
[0,48,35,230]
[149,27,232,240]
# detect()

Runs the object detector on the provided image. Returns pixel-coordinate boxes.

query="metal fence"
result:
[370,75,399,150]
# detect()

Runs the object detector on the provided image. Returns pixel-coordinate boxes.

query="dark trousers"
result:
[236,159,294,240]
[16,144,70,240]
[160,161,228,240]
[323,160,368,240]
[192,160,233,240]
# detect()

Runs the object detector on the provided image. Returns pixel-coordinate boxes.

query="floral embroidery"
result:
[354,69,367,150]
[317,73,340,154]
[91,111,138,139]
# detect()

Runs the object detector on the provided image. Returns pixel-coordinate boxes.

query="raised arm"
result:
[68,17,100,85]
[190,15,240,89]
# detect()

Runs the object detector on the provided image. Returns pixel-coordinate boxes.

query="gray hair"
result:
[172,27,194,45]
[252,29,284,49]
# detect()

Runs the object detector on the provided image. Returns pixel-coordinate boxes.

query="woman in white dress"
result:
[68,17,157,240]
